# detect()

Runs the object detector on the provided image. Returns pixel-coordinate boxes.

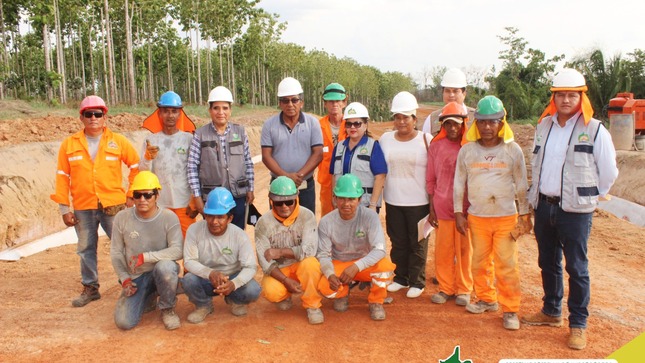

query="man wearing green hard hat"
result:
[316,174,395,321]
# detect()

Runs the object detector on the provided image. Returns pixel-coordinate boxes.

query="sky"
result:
[259,0,644,86]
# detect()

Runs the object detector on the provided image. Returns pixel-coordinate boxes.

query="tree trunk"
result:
[0,0,5,99]
[148,42,154,102]
[100,9,109,100]
[195,13,202,104]
[166,42,173,90]
[88,23,95,94]
[54,0,67,104]
[78,24,86,97]
[43,24,53,102]
[207,39,212,91]
[103,0,117,105]
[124,0,136,105]
[185,34,191,103]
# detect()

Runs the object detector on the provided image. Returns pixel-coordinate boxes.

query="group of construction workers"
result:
[52,68,618,351]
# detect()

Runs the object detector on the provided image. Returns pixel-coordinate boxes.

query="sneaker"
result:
[503,312,520,330]
[230,303,248,317]
[465,300,499,314]
[72,285,101,307]
[521,311,564,327]
[406,287,424,298]
[455,294,470,306]
[333,296,349,312]
[568,328,587,350]
[187,306,213,324]
[386,282,408,292]
[276,297,293,311]
[161,308,181,330]
[369,303,386,321]
[431,291,453,304]
[306,308,324,325]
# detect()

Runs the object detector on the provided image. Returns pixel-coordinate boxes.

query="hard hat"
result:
[208,86,234,103]
[323,83,346,101]
[203,187,236,215]
[439,102,467,124]
[269,176,298,201]
[441,68,467,88]
[277,77,304,97]
[131,171,162,191]
[474,95,505,120]
[79,95,108,115]
[333,174,364,198]
[390,91,418,115]
[157,91,182,108]
[344,102,369,119]
[552,68,586,89]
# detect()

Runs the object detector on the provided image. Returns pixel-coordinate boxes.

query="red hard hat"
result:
[79,95,108,115]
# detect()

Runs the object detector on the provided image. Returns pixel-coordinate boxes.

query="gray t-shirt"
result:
[260,112,323,180]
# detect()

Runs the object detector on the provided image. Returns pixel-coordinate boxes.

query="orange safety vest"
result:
[50,127,140,210]
[317,115,346,186]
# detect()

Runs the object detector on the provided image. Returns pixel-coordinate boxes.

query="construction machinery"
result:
[607,92,645,135]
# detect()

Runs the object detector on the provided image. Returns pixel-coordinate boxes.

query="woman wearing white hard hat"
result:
[379,91,432,299]
[329,102,387,213]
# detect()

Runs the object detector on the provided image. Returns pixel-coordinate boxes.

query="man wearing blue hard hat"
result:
[181,187,260,323]
[140,91,197,236]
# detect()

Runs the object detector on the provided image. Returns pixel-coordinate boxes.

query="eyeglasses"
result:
[279,97,301,105]
[83,111,104,118]
[133,191,156,200]
[345,121,365,128]
[273,200,295,207]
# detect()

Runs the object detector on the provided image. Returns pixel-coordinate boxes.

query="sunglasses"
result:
[133,191,156,200]
[279,97,300,105]
[345,121,365,128]
[273,200,295,207]
[83,111,104,118]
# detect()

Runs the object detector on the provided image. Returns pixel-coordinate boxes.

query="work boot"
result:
[465,300,499,314]
[568,328,587,350]
[333,296,349,312]
[187,305,213,324]
[455,294,470,306]
[306,308,324,325]
[503,312,520,330]
[230,303,248,317]
[72,285,101,307]
[369,303,386,321]
[521,311,564,327]
[275,297,293,311]
[430,291,453,304]
[161,308,180,330]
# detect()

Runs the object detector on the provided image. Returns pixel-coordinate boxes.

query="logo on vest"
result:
[107,140,118,149]
[355,230,366,238]
[232,133,241,141]
[222,247,233,255]
[177,147,187,154]
[578,132,589,142]
[359,147,368,154]
[129,231,140,239]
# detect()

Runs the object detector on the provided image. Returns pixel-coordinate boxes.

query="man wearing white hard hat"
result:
[261,77,323,214]
[420,68,475,136]
[187,86,254,231]
[51,95,140,308]
[522,69,618,350]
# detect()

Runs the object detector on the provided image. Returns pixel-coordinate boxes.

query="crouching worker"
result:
[317,174,395,321]
[256,176,323,324]
[110,171,183,330]
[182,188,261,323]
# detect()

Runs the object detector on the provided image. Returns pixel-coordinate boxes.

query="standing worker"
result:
[187,86,254,230]
[51,95,139,307]
[318,83,348,216]
[420,68,475,135]
[453,95,532,330]
[522,69,618,350]
[140,91,197,236]
[261,77,323,213]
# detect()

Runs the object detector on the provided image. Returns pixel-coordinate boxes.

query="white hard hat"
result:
[390,91,419,115]
[277,77,304,97]
[552,68,586,88]
[441,68,467,88]
[344,102,369,119]
[208,86,234,103]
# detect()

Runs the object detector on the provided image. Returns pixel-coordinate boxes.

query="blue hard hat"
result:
[157,91,182,108]
[203,187,236,215]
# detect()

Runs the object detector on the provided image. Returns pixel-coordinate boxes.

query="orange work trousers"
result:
[468,214,520,313]
[319,181,334,217]
[435,219,473,296]
[318,257,395,304]
[261,257,323,309]
[169,207,196,238]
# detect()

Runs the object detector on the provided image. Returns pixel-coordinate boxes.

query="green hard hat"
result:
[475,95,505,120]
[323,83,347,101]
[269,176,298,201]
[333,174,364,198]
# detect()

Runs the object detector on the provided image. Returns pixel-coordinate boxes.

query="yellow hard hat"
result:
[131,171,162,191]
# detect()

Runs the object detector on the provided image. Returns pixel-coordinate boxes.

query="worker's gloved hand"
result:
[129,253,144,271]
[144,140,159,160]
[122,278,138,297]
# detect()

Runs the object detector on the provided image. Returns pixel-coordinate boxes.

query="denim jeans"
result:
[230,196,247,230]
[113,260,179,330]
[533,201,593,328]
[73,208,115,288]
[182,272,261,308]
[385,203,429,289]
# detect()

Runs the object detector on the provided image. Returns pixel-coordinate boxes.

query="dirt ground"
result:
[0,105,643,362]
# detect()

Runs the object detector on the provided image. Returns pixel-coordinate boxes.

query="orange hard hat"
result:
[439,101,467,123]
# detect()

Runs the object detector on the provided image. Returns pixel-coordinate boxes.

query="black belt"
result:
[363,187,374,193]
[539,193,561,205]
